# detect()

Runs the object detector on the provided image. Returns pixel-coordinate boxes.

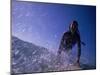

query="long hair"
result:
[69,20,80,34]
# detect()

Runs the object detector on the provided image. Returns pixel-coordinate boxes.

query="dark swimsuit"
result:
[58,31,81,53]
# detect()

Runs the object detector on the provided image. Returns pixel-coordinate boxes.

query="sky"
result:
[12,0,96,65]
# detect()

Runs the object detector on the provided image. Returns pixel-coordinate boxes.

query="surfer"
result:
[58,20,85,65]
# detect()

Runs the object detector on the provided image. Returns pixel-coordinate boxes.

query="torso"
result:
[63,31,80,49]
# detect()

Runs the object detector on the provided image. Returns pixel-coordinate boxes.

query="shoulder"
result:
[62,31,71,37]
[63,31,71,35]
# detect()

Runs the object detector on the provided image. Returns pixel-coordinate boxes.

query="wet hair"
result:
[71,20,78,28]
[69,20,79,32]
[73,20,78,27]
[69,20,79,33]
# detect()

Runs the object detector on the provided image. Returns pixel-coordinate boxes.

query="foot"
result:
[74,58,80,67]
[74,62,80,67]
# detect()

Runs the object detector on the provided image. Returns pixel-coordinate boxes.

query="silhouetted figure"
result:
[58,20,85,65]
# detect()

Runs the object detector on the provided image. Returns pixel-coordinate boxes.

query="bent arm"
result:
[77,35,81,63]
[58,34,65,54]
